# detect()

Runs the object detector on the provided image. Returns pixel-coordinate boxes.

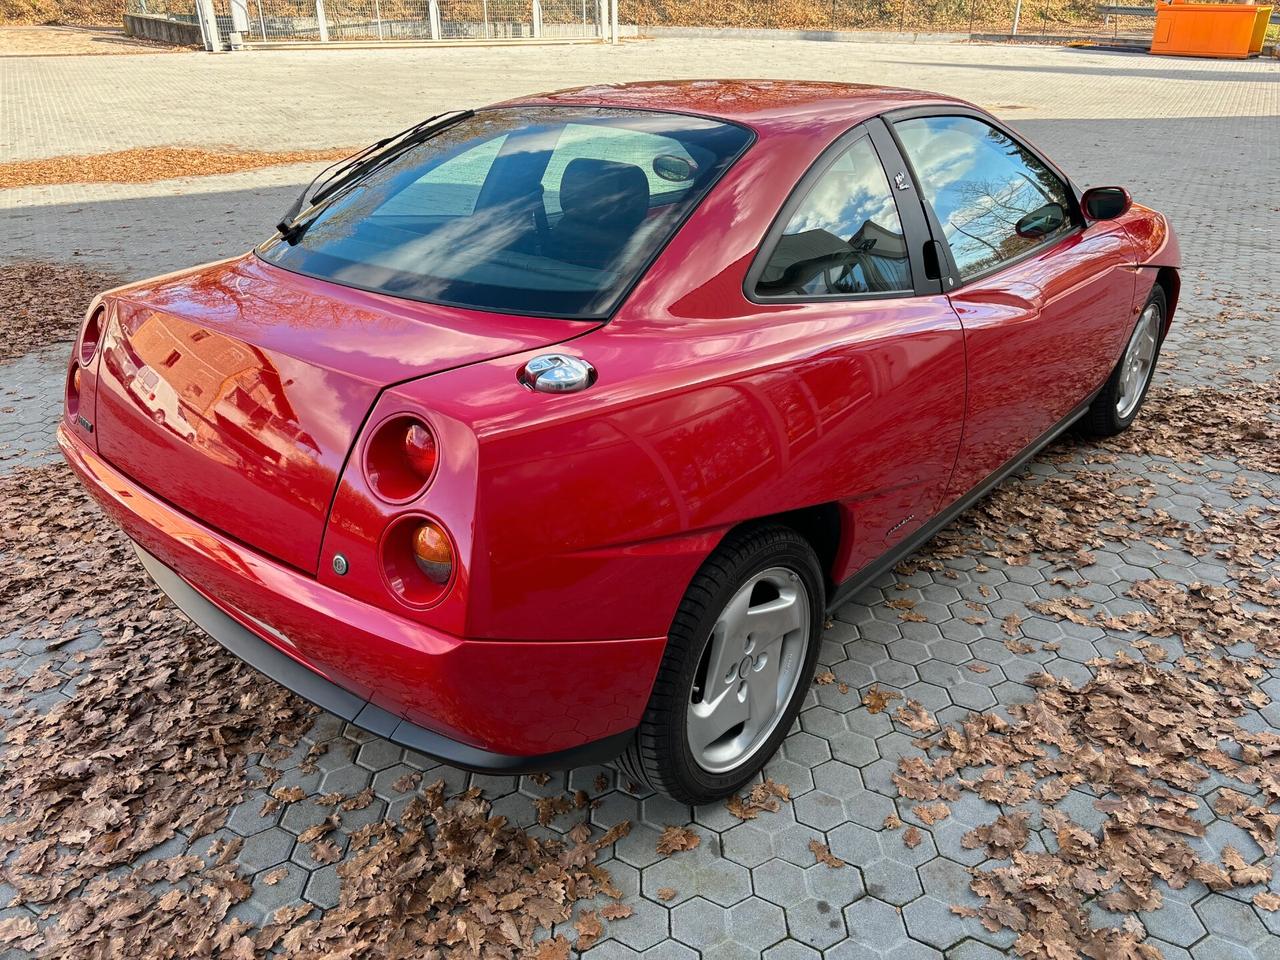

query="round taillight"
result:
[364,415,438,502]
[404,422,437,479]
[80,306,104,364]
[381,516,454,606]
[66,362,81,417]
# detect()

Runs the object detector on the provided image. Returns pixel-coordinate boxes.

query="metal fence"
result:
[616,0,1166,37]
[128,0,608,45]
[128,0,1224,47]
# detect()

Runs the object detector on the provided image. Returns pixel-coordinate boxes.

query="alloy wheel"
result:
[1116,301,1161,419]
[686,566,811,774]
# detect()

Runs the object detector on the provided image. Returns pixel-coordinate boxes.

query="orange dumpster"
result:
[1150,0,1273,58]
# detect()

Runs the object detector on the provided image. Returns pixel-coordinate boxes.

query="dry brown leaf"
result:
[808,838,845,868]
[862,684,902,714]
[656,825,701,855]
[575,910,605,951]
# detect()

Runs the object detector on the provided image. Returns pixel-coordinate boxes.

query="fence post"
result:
[374,0,383,38]
[230,0,250,33]
[597,0,608,39]
[315,0,329,40]
[610,0,618,42]
[255,0,267,38]
[1011,0,1021,33]
[195,0,221,49]
[532,0,542,36]
[428,0,441,38]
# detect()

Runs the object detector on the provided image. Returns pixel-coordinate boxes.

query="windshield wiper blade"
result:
[275,109,474,244]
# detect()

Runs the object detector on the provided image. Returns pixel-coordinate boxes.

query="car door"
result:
[746,121,968,581]
[889,111,1137,498]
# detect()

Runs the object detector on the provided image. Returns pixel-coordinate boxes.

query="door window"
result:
[894,115,1074,280]
[755,136,911,298]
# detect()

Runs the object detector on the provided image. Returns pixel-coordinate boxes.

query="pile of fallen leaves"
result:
[884,371,1280,958]
[0,464,645,958]
[0,146,356,190]
[0,465,315,952]
[0,261,122,362]
[238,779,632,959]
[897,653,1279,958]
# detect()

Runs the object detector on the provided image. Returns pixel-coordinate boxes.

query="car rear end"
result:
[59,103,754,767]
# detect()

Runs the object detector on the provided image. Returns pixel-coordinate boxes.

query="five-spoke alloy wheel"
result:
[1080,284,1166,437]
[620,525,824,803]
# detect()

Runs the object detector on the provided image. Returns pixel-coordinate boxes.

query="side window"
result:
[375,134,508,218]
[755,136,911,298]
[893,115,1074,280]
[541,124,709,217]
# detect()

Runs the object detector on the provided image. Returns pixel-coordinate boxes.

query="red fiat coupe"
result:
[60,81,1179,802]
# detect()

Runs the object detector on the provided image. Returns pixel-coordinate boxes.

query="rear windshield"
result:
[258,107,752,319]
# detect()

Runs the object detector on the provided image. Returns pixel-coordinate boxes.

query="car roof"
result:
[492,79,973,137]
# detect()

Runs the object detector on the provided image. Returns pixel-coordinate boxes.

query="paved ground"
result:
[0,26,187,57]
[2,38,1279,960]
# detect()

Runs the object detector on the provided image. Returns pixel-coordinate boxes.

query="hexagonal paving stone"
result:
[642,843,752,907]
[762,940,821,960]
[670,896,728,950]
[836,896,909,957]
[236,827,296,873]
[904,857,1014,951]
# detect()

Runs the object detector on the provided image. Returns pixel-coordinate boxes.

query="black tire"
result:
[1078,284,1166,438]
[618,525,825,804]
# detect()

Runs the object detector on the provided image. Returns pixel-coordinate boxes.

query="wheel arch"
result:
[723,502,843,599]
[1153,266,1179,335]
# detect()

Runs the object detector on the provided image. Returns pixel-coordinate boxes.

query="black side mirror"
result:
[1081,186,1132,221]
[1015,202,1066,239]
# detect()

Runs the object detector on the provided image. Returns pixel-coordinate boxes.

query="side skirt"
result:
[826,392,1098,613]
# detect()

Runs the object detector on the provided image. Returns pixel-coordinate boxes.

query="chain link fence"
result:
[127,0,607,44]
[126,0,1165,46]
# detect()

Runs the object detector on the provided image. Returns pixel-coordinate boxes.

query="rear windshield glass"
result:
[258,107,752,319]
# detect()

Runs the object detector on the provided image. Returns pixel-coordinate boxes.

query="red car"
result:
[60,81,1179,802]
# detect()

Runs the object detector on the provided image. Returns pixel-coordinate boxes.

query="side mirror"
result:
[1015,202,1067,239]
[1081,186,1132,221]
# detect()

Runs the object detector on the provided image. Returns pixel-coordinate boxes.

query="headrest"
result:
[559,157,650,227]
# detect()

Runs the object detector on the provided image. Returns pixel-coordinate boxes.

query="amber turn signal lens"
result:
[66,362,81,417]
[404,423,437,480]
[412,521,453,585]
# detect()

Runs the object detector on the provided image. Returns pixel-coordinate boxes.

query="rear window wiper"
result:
[275,109,475,244]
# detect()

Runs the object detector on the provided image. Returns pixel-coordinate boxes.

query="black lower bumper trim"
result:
[134,545,634,774]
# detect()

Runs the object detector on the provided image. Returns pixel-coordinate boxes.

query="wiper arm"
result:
[275,109,475,244]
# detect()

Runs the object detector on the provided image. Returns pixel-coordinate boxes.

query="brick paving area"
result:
[1,39,1279,960]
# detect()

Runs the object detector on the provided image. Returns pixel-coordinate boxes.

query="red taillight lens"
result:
[364,415,438,502]
[80,306,104,364]
[66,362,81,417]
[381,515,454,606]
[404,422,437,479]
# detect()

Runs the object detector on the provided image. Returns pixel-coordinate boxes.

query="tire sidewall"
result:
[664,532,825,800]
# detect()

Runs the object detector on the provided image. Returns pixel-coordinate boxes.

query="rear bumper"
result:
[59,424,665,771]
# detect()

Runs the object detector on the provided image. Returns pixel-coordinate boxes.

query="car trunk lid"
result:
[93,255,590,574]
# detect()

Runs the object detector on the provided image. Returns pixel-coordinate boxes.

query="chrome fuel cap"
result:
[520,355,595,394]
